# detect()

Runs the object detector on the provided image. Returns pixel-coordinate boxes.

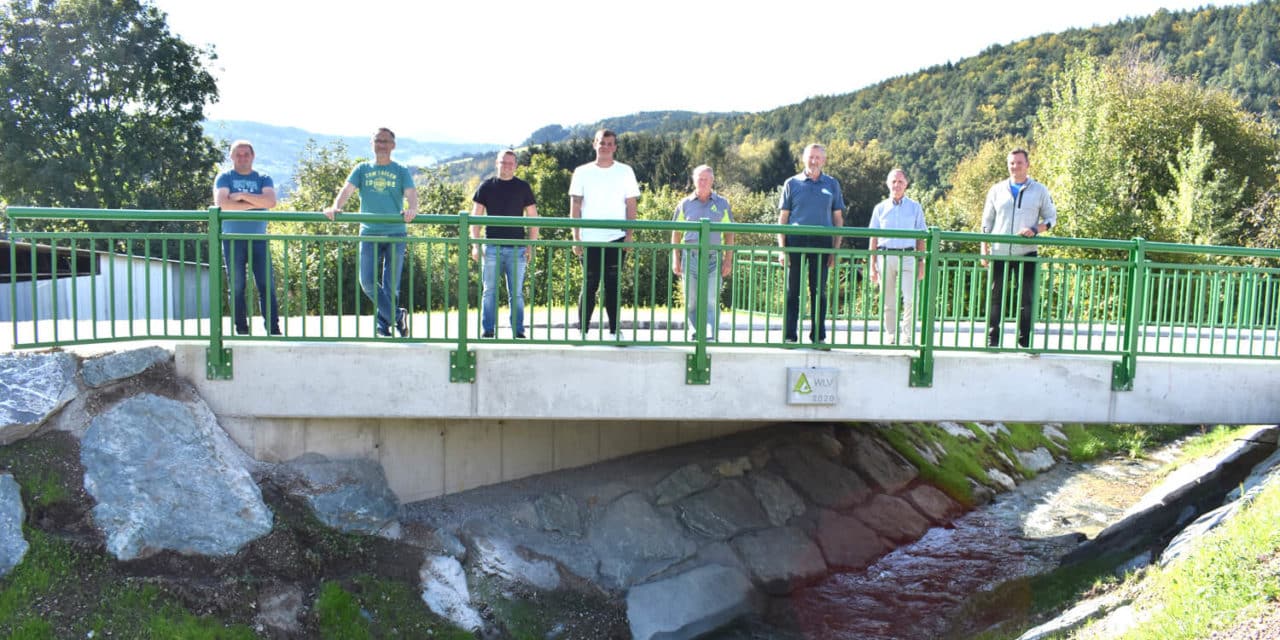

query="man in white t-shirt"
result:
[568,129,640,340]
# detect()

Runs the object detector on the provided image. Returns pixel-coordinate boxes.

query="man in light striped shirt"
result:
[868,168,927,345]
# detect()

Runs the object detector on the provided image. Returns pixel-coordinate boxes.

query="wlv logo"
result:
[792,373,813,395]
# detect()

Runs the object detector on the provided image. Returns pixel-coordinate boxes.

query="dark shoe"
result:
[268,327,282,336]
[481,331,495,339]
[233,325,250,336]
[375,326,393,337]
[396,308,410,337]
[514,332,527,339]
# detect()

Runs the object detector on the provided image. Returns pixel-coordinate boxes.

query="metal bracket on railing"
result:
[1112,237,1146,391]
[908,355,933,388]
[450,349,476,383]
[1111,358,1135,391]
[909,227,941,388]
[207,346,233,380]
[686,351,711,385]
[206,206,233,380]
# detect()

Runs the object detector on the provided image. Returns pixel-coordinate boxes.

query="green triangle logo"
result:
[793,373,812,394]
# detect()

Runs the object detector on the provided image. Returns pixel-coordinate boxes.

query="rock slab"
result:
[0,473,28,578]
[80,394,272,560]
[420,555,483,632]
[589,492,698,589]
[0,352,77,444]
[81,347,169,388]
[731,526,826,595]
[627,564,756,640]
[277,453,399,537]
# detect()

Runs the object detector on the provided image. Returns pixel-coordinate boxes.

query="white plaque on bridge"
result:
[787,367,838,405]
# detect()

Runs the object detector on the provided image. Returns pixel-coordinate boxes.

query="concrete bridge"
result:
[172,338,1279,503]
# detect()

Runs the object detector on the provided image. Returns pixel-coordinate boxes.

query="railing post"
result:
[687,218,712,384]
[206,206,232,379]
[1113,237,1145,390]
[910,227,939,387]
[451,211,476,383]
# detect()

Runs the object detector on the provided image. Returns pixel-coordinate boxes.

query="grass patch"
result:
[1060,424,1189,462]
[89,584,257,639]
[316,576,473,640]
[953,553,1128,640]
[1113,477,1280,640]
[0,528,102,634]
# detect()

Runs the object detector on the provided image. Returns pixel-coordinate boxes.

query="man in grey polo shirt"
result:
[777,143,845,345]
[869,168,927,345]
[672,165,735,341]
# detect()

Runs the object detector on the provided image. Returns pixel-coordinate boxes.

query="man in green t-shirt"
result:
[324,128,419,337]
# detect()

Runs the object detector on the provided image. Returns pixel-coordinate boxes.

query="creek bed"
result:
[714,439,1188,639]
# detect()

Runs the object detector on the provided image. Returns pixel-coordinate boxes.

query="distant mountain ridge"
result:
[202,120,502,191]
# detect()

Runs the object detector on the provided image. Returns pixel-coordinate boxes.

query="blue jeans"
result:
[481,245,528,335]
[222,238,279,333]
[359,233,406,333]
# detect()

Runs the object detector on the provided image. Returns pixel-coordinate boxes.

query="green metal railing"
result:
[5,206,1279,387]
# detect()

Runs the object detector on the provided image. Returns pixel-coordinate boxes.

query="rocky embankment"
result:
[1,347,1276,639]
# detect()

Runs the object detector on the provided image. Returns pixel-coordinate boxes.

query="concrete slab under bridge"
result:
[174,342,1278,502]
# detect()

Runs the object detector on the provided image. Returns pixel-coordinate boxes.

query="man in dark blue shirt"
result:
[777,143,845,345]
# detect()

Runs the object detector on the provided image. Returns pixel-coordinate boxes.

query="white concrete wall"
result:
[174,342,1280,501]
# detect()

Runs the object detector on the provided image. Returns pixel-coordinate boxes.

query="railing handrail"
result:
[6,205,1279,387]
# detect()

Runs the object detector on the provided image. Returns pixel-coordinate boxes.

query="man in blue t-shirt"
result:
[470,150,539,339]
[324,128,419,337]
[777,143,845,345]
[214,139,280,336]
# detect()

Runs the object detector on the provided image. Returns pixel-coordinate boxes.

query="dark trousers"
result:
[784,237,830,342]
[986,254,1037,348]
[580,239,624,334]
[222,238,279,334]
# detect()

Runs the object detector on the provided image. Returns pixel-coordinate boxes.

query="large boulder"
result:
[80,394,272,560]
[80,347,169,388]
[749,471,807,527]
[731,526,826,595]
[274,453,399,537]
[814,509,891,570]
[0,352,77,444]
[588,492,698,589]
[627,564,757,640]
[773,445,871,509]
[840,427,919,493]
[674,479,770,541]
[854,494,932,544]
[0,473,28,577]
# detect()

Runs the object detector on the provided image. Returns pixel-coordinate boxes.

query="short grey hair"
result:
[691,164,714,179]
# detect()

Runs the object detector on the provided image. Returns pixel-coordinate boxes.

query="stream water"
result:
[712,442,1183,639]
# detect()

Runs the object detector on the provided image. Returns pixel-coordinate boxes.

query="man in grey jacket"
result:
[980,148,1057,348]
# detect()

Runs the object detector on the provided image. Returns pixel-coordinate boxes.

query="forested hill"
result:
[542,1,1279,193]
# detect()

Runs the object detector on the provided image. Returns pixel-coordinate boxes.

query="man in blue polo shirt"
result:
[214,139,280,336]
[777,143,845,345]
[324,128,419,337]
[869,168,927,345]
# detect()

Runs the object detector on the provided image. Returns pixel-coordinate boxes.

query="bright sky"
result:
[153,0,1225,146]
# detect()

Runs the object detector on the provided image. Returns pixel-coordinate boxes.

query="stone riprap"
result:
[0,351,77,444]
[80,393,273,560]
[0,473,28,578]
[80,346,169,388]
[273,453,400,537]
[626,564,756,640]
